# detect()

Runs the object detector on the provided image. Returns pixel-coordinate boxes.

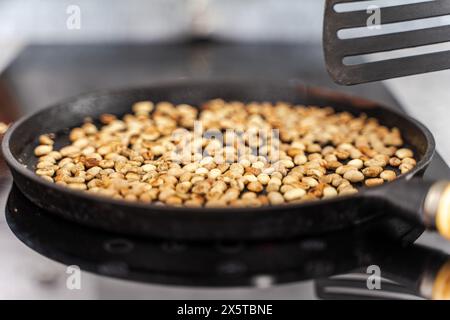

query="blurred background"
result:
[0,0,449,162]
[0,0,322,44]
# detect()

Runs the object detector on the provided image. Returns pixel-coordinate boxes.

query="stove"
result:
[1,43,450,299]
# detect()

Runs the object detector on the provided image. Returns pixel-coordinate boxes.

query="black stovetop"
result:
[1,43,450,299]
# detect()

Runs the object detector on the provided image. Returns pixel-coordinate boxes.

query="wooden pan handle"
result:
[424,181,450,240]
[431,261,450,300]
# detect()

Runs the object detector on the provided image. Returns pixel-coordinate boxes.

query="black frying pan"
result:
[2,81,450,240]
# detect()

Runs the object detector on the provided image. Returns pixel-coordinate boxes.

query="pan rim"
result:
[1,79,436,215]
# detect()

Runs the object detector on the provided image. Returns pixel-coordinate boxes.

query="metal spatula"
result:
[323,0,450,85]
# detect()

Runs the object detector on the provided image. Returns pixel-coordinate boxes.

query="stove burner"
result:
[7,185,450,299]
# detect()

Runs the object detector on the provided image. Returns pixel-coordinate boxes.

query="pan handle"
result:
[372,178,450,240]
[424,260,450,300]
[423,181,450,240]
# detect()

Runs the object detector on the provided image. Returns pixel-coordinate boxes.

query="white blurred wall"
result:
[0,0,324,44]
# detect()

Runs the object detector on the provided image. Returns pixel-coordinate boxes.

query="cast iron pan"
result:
[2,81,450,240]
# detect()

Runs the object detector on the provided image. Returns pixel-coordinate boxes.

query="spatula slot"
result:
[334,0,434,13]
[343,41,450,65]
[338,15,450,39]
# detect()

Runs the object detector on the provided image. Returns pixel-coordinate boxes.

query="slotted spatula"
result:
[323,0,450,85]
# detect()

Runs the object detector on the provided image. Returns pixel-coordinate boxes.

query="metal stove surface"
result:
[0,43,450,299]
